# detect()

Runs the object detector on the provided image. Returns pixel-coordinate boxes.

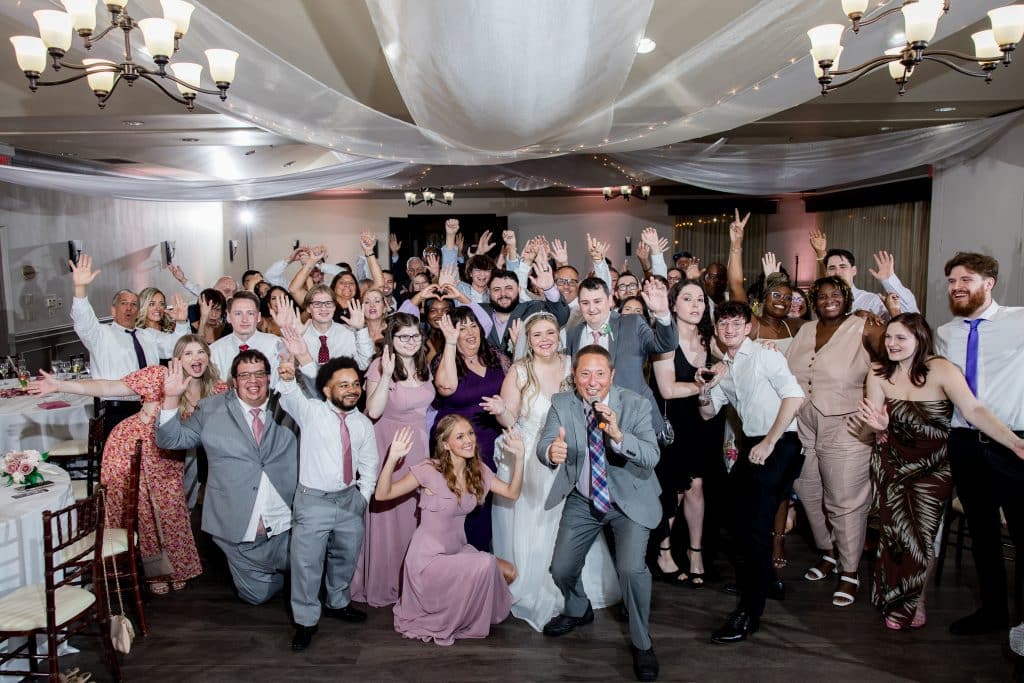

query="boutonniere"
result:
[601,321,613,341]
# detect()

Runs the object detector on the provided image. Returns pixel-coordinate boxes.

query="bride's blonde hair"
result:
[516,313,562,417]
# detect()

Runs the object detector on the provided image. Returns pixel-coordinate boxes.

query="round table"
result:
[0,463,75,672]
[0,393,93,454]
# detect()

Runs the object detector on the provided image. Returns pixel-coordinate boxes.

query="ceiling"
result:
[0,0,1021,191]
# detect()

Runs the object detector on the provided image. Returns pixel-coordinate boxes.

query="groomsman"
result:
[277,346,379,652]
[210,292,284,386]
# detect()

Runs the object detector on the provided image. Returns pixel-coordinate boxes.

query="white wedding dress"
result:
[492,360,621,631]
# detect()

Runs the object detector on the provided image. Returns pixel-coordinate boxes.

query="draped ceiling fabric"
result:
[0,0,1017,200]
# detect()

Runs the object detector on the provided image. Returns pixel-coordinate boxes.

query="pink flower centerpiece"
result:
[2,449,47,486]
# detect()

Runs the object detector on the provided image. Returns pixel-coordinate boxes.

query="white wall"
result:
[927,119,1024,327]
[0,183,223,336]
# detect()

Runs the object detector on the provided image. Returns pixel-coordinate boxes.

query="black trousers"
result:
[732,432,804,618]
[949,427,1024,621]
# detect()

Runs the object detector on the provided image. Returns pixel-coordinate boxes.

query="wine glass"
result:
[71,356,84,379]
[16,359,30,389]
[0,360,10,385]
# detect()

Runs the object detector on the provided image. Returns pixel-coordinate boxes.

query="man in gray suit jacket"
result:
[537,346,661,682]
[156,349,299,605]
[564,277,676,433]
[479,267,570,352]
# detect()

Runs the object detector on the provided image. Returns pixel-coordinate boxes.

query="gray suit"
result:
[537,386,661,650]
[481,297,571,351]
[156,390,299,604]
[564,311,676,433]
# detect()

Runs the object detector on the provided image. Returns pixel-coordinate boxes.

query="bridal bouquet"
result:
[3,449,47,486]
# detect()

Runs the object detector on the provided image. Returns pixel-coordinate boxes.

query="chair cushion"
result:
[71,479,90,501]
[64,528,133,560]
[0,584,95,631]
[47,439,88,457]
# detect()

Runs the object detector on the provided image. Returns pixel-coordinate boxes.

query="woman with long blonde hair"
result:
[137,287,176,333]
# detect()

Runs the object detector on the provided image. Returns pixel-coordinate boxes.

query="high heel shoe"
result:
[772,532,787,569]
[685,547,705,589]
[655,543,685,583]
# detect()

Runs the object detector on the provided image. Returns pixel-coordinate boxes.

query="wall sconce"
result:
[625,235,633,257]
[228,239,239,262]
[163,240,176,264]
[67,239,84,271]
[602,185,651,201]
[292,239,300,250]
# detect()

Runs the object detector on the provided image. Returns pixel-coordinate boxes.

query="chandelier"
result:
[9,0,239,111]
[404,187,454,206]
[808,1,1024,95]
[602,185,651,201]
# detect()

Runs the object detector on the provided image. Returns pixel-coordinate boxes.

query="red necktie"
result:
[239,344,250,352]
[250,407,264,445]
[318,335,330,365]
[339,411,353,485]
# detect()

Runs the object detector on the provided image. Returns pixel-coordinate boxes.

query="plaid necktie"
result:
[587,408,612,514]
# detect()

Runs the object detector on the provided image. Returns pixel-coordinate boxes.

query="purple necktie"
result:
[126,329,147,369]
[965,319,982,396]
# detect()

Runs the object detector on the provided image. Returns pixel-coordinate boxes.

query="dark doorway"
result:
[389,213,509,262]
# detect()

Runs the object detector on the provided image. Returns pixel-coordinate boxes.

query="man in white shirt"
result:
[277,355,379,652]
[297,285,374,375]
[698,301,805,644]
[811,233,919,319]
[155,350,298,606]
[209,292,284,386]
[69,253,192,434]
[935,251,1024,636]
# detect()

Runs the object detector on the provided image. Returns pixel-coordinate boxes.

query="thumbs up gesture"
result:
[550,427,568,465]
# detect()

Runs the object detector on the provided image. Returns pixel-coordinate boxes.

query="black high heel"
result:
[655,543,685,583]
[686,546,705,589]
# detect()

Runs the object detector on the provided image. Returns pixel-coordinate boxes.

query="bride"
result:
[483,312,620,631]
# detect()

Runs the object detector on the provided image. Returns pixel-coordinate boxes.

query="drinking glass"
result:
[16,360,30,389]
[71,357,84,379]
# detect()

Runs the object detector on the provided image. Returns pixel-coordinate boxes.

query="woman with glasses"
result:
[351,313,437,607]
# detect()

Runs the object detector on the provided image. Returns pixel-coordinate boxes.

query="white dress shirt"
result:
[935,300,1024,430]
[851,274,919,319]
[277,380,380,501]
[210,331,283,386]
[709,338,805,437]
[71,297,190,396]
[299,322,374,376]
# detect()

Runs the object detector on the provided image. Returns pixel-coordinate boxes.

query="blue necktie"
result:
[587,409,612,514]
[965,319,982,396]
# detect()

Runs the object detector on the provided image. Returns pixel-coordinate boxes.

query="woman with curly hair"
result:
[351,313,436,607]
[432,306,510,550]
[379,415,524,646]
[785,275,884,607]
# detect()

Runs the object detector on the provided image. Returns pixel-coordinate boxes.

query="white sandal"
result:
[803,554,838,581]
[832,574,859,607]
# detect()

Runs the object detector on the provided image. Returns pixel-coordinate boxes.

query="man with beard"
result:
[703,262,728,307]
[276,355,380,651]
[936,252,1024,636]
[480,266,570,352]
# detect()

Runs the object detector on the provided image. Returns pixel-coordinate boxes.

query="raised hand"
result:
[388,426,415,463]
[163,359,189,398]
[520,236,539,265]
[476,230,496,255]
[454,233,465,255]
[729,209,751,246]
[70,253,101,288]
[636,241,651,264]
[270,301,300,335]
[169,293,188,323]
[530,257,555,291]
[550,426,568,465]
[277,353,297,382]
[587,233,609,263]
[279,324,309,362]
[550,238,569,266]
[27,369,59,397]
[502,427,525,460]
[641,277,669,317]
[640,226,666,252]
[438,263,458,289]
[287,246,306,263]
[869,250,896,282]
[855,398,889,432]
[507,318,523,349]
[167,263,187,284]
[425,251,441,278]
[360,230,377,257]
[198,292,213,319]
[380,344,396,379]
[809,227,827,258]
[438,313,459,346]
[761,252,780,277]
[684,257,703,280]
[502,229,516,251]
[341,299,366,330]
[445,218,460,238]
[389,233,401,255]
[479,394,507,418]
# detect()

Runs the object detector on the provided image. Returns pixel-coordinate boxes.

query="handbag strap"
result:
[141,461,167,549]
[96,490,126,617]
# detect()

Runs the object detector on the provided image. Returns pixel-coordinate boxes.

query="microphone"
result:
[589,397,608,430]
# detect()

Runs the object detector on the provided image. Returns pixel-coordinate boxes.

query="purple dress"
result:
[431,363,505,551]
[393,461,512,645]
[351,358,436,607]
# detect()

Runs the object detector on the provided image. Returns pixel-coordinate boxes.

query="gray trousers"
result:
[550,491,652,650]
[290,485,367,627]
[212,530,290,606]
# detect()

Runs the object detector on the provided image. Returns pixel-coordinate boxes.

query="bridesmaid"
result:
[351,313,436,607]
[854,313,1024,630]
[380,416,524,646]
[432,307,509,551]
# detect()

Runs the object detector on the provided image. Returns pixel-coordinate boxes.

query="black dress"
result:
[658,346,724,491]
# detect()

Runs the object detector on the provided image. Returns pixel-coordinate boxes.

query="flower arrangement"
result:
[3,449,48,486]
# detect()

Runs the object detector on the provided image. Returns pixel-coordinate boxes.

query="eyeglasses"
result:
[236,371,268,380]
[394,333,422,344]
[308,301,335,309]
[555,278,579,286]
[616,283,639,292]
[768,291,794,303]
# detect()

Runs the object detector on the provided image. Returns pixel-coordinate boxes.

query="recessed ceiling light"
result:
[181,137,199,142]
[934,106,957,112]
[60,152,78,157]
[637,37,656,54]
[122,120,144,127]
[879,126,893,131]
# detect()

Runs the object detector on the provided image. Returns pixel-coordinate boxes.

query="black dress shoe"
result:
[768,579,785,601]
[710,609,760,644]
[631,645,659,681]
[324,604,368,623]
[723,582,740,595]
[291,624,318,651]
[615,604,630,623]
[949,609,1008,636]
[542,603,594,636]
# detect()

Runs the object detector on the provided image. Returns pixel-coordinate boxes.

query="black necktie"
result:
[126,328,147,369]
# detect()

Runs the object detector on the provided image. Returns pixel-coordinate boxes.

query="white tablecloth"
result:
[0,393,93,454]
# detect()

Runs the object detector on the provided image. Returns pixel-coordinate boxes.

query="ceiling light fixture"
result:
[934,105,957,111]
[404,187,454,207]
[808,1,1024,95]
[602,185,651,201]
[9,0,239,111]
[637,37,656,54]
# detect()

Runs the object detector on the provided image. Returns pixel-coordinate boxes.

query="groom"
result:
[537,345,661,682]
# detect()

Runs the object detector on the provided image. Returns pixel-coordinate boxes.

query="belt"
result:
[952,427,1024,444]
